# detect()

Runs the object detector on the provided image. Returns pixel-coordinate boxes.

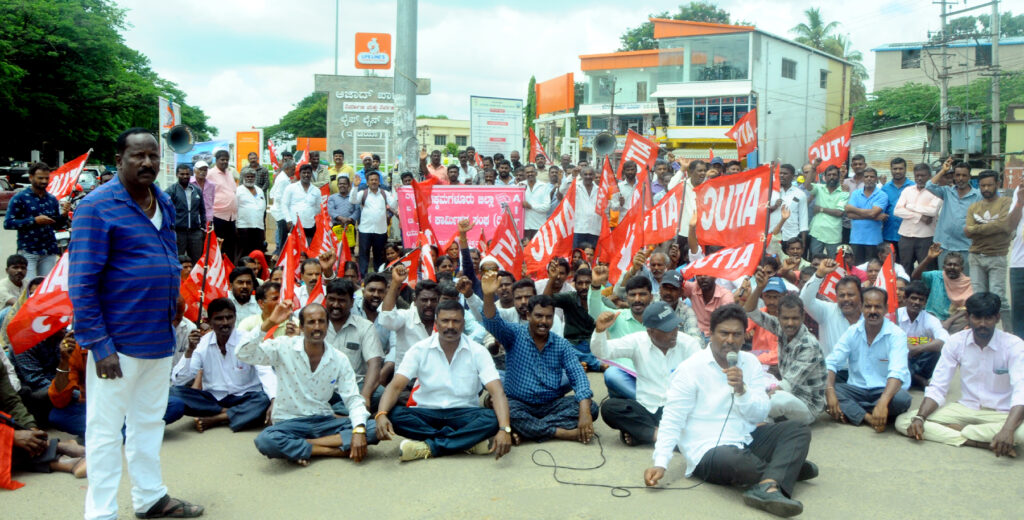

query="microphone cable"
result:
[530,395,735,497]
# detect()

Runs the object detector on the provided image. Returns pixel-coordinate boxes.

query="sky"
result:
[117,0,943,140]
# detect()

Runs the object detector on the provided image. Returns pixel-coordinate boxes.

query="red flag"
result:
[683,237,768,281]
[642,182,684,246]
[410,177,439,232]
[487,206,523,275]
[319,184,330,213]
[418,235,438,283]
[307,210,339,259]
[602,199,647,284]
[8,253,71,354]
[595,211,613,262]
[280,248,300,309]
[388,248,422,289]
[616,130,658,180]
[528,127,549,164]
[306,276,325,307]
[808,119,854,172]
[46,151,92,200]
[474,152,484,169]
[595,155,619,217]
[278,217,308,267]
[818,250,849,302]
[524,180,576,278]
[694,165,771,247]
[336,230,352,276]
[725,109,757,160]
[876,244,900,317]
[709,147,715,162]
[181,231,231,322]
[476,227,488,256]
[267,140,280,170]
[0,411,25,490]
[294,139,311,173]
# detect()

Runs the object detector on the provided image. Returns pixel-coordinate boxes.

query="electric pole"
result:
[937,0,951,158]
[991,1,1001,172]
[394,0,418,175]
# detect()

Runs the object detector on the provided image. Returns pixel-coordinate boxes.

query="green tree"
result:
[262,92,327,141]
[0,0,213,163]
[525,75,536,139]
[826,34,868,106]
[443,142,459,157]
[790,7,840,50]
[947,12,1024,38]
[618,2,736,51]
[416,114,448,119]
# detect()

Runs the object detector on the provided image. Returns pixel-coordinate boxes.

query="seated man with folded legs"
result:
[645,305,816,518]
[170,298,271,432]
[594,302,701,446]
[824,287,912,432]
[897,292,1024,455]
[241,302,377,466]
[375,300,513,462]
[479,271,597,444]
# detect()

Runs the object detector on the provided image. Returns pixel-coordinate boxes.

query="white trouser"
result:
[769,390,817,426]
[85,353,172,520]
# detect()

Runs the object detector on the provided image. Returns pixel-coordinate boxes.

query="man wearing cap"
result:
[744,270,826,425]
[593,302,701,446]
[190,160,215,225]
[655,270,702,345]
[708,157,725,178]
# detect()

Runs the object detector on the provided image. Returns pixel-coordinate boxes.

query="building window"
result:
[455,135,467,146]
[901,49,921,69]
[636,81,647,102]
[975,45,991,66]
[820,69,828,89]
[674,96,753,127]
[434,135,446,146]
[781,59,796,80]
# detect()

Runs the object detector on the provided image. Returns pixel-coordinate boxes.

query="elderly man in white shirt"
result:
[349,170,394,276]
[169,298,271,432]
[235,168,266,259]
[593,302,701,447]
[281,163,321,244]
[241,302,377,466]
[521,164,551,241]
[269,160,297,253]
[375,300,513,462]
[645,304,816,518]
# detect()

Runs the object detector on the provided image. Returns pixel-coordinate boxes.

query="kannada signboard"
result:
[470,96,524,158]
[395,185,526,248]
[315,75,395,177]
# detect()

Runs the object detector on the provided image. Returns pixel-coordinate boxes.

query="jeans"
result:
[968,253,1010,326]
[570,340,602,371]
[603,366,637,400]
[254,415,378,462]
[832,383,912,426]
[49,397,186,438]
[20,251,57,281]
[357,232,387,276]
[1011,267,1024,336]
[808,236,838,258]
[174,229,204,263]
[390,407,498,456]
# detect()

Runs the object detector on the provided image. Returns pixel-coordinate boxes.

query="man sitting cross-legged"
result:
[593,302,701,447]
[375,299,513,462]
[479,270,597,444]
[897,292,1024,456]
[240,302,378,466]
[170,298,272,432]
[645,304,816,518]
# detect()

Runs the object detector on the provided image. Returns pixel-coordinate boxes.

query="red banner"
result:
[181,231,230,322]
[876,244,899,316]
[643,182,684,246]
[528,127,549,164]
[486,206,523,276]
[595,155,619,217]
[818,250,848,302]
[617,129,658,179]
[306,276,325,307]
[694,165,771,247]
[307,209,339,259]
[267,140,280,170]
[683,237,767,281]
[725,109,757,160]
[602,200,647,284]
[524,180,576,278]
[46,151,91,200]
[278,220,307,309]
[808,119,854,172]
[8,253,71,354]
[395,185,525,248]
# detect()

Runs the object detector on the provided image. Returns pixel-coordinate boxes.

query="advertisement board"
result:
[470,96,524,158]
[395,185,526,248]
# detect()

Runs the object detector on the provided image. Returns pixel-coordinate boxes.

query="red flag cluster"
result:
[181,231,231,322]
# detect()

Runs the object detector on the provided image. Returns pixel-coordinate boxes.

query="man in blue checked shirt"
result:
[479,270,597,445]
[69,128,203,520]
[3,161,69,280]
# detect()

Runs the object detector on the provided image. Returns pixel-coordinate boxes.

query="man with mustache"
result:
[0,254,27,308]
[671,159,707,265]
[911,243,973,330]
[800,259,863,360]
[241,302,377,466]
[645,304,815,517]
[167,164,206,264]
[323,279,383,413]
[227,266,260,324]
[353,272,396,359]
[3,161,69,280]
[207,150,239,262]
[807,165,849,257]
[234,168,266,261]
[897,281,950,389]
[926,158,981,275]
[378,266,440,391]
[964,169,1012,327]
[824,287,912,432]
[479,270,596,444]
[897,292,1024,455]
[585,264,654,400]
[170,298,272,433]
[375,299,513,462]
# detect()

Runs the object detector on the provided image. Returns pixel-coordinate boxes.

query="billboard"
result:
[354,33,391,70]
[235,131,262,171]
[395,185,526,248]
[535,73,574,115]
[175,140,232,169]
[470,96,523,158]
[157,96,181,187]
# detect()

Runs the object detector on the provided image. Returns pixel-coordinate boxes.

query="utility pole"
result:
[394,0,418,175]
[938,0,951,158]
[334,0,339,75]
[991,0,1001,171]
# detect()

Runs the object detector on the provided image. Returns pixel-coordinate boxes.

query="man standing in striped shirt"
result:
[69,128,204,519]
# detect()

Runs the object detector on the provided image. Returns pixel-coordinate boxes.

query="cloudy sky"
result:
[117,0,941,140]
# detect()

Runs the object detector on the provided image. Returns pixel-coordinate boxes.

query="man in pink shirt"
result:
[897,292,1024,455]
[681,275,735,340]
[423,150,447,185]
[208,150,239,261]
[893,163,942,275]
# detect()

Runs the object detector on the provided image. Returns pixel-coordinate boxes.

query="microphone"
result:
[726,351,738,368]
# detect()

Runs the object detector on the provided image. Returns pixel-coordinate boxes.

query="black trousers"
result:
[236,227,266,261]
[357,232,387,275]
[852,244,877,265]
[600,398,661,445]
[213,217,236,263]
[898,235,932,275]
[692,421,811,498]
[175,229,204,263]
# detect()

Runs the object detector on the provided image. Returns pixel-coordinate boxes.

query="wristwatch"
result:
[353,425,366,435]
[501,426,512,434]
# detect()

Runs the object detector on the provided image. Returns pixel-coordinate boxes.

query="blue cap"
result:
[710,157,725,165]
[762,277,787,294]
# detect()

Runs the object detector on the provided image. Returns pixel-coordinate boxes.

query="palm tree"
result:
[790,7,840,51]
[826,34,868,105]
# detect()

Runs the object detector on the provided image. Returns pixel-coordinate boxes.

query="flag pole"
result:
[197,221,213,325]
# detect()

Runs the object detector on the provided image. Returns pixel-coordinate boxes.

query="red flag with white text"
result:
[181,232,231,322]
[642,182,684,246]
[477,227,488,256]
[46,151,92,200]
[694,165,771,247]
[818,250,849,302]
[8,253,71,354]
[528,127,549,164]
[267,140,280,170]
[616,130,658,179]
[601,198,647,284]
[308,210,339,259]
[524,180,575,278]
[725,109,757,160]
[486,205,523,276]
[388,248,423,289]
[808,119,854,172]
[595,155,619,217]
[683,237,768,282]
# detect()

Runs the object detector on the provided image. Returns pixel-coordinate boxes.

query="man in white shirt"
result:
[228,267,260,323]
[172,296,196,369]
[378,266,440,386]
[323,279,384,413]
[235,168,266,259]
[799,259,863,359]
[767,164,809,256]
[893,163,943,274]
[349,171,394,275]
[645,304,815,517]
[269,160,297,254]
[611,161,639,214]
[241,302,376,466]
[521,165,551,242]
[593,302,701,446]
[0,253,26,308]
[375,300,513,461]
[899,280,950,389]
[671,160,707,264]
[169,298,271,432]
[282,163,320,244]
[571,166,601,248]
[457,151,478,185]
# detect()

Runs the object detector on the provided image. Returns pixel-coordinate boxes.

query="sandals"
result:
[136,495,204,519]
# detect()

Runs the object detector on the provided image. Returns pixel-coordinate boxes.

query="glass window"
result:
[694,97,706,106]
[781,58,796,80]
[707,106,720,126]
[819,69,828,89]
[666,32,749,82]
[694,106,707,126]
[677,98,693,106]
[636,81,647,102]
[736,105,749,119]
[721,105,735,126]
[434,135,447,146]
[676,106,693,126]
[975,45,991,66]
[735,96,747,104]
[900,49,920,69]
[455,136,467,146]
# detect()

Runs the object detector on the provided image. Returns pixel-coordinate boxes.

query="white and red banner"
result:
[486,205,523,276]
[524,180,576,278]
[876,244,900,316]
[307,210,340,259]
[601,199,647,284]
[46,151,92,200]
[642,182,684,246]
[808,118,854,172]
[617,129,658,179]
[8,253,71,354]
[683,237,767,282]
[694,165,771,247]
[595,155,619,217]
[181,231,231,322]
[278,219,307,309]
[388,248,425,289]
[395,185,525,248]
[818,250,848,302]
[528,127,549,164]
[725,109,757,160]
[267,140,280,170]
